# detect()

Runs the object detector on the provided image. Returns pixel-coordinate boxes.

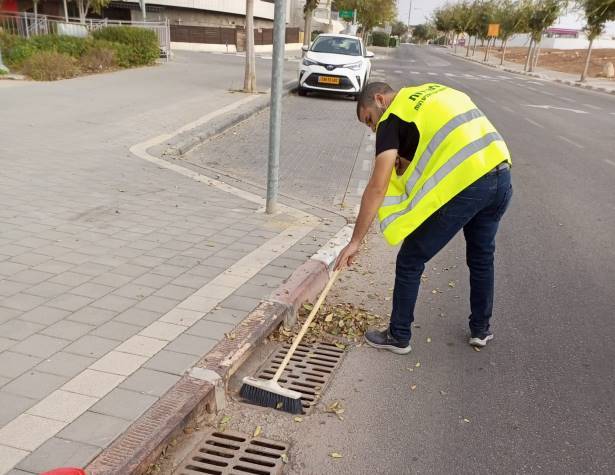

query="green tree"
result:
[580,0,615,81]
[75,0,112,24]
[336,0,397,40]
[303,0,319,47]
[525,0,566,72]
[391,20,409,37]
[496,0,531,65]
[412,23,437,44]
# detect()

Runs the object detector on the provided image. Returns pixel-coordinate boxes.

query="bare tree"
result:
[580,0,615,81]
[244,0,256,93]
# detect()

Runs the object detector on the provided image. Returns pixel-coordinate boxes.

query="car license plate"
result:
[318,76,340,85]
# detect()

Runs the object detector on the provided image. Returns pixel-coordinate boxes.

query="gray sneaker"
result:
[468,331,494,347]
[365,329,412,355]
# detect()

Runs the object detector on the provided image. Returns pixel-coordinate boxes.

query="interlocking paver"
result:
[16,437,100,474]
[57,411,131,448]
[10,253,51,267]
[41,320,94,340]
[10,334,70,359]
[186,320,235,340]
[70,282,114,299]
[36,352,95,379]
[90,272,133,288]
[90,321,141,341]
[134,295,179,313]
[89,351,148,376]
[22,282,70,299]
[64,335,118,358]
[220,295,261,312]
[67,306,116,326]
[0,281,29,299]
[131,272,173,289]
[112,283,157,301]
[0,307,21,325]
[90,388,157,421]
[46,294,93,312]
[2,371,67,400]
[1,293,48,312]
[0,445,29,474]
[113,307,160,327]
[119,368,180,397]
[32,260,73,274]
[62,369,125,398]
[0,262,28,277]
[0,392,37,426]
[164,333,218,357]
[91,294,137,313]
[0,352,42,379]
[26,390,97,423]
[154,284,195,301]
[0,320,45,341]
[142,350,200,376]
[139,321,186,341]
[48,272,92,287]
[0,338,14,352]
[113,263,150,278]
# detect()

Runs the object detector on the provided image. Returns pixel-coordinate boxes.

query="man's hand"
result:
[334,240,361,270]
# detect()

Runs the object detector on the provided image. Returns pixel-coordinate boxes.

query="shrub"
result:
[80,44,117,72]
[22,51,79,80]
[371,32,390,47]
[30,35,89,57]
[92,26,158,66]
[0,33,35,66]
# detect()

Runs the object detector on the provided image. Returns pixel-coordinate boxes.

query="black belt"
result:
[487,162,511,174]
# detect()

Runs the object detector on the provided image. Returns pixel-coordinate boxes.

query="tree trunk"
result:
[531,40,541,71]
[303,11,313,47]
[500,38,507,65]
[466,35,471,56]
[244,0,256,93]
[524,38,534,71]
[33,0,38,35]
[580,37,594,82]
[472,36,477,56]
[454,33,458,53]
[483,37,491,62]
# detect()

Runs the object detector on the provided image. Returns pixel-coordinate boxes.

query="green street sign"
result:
[339,9,353,20]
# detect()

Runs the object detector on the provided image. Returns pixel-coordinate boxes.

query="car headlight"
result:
[344,61,362,71]
[302,58,318,66]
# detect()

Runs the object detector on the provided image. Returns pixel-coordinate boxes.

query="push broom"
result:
[240,269,341,414]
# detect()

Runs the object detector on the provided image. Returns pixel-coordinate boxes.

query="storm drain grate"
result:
[253,341,345,413]
[176,430,288,475]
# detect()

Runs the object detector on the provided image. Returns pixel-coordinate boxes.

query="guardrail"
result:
[0,11,170,60]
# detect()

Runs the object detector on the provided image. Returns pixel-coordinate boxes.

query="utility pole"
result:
[63,0,69,21]
[407,0,413,28]
[139,0,147,20]
[266,0,287,214]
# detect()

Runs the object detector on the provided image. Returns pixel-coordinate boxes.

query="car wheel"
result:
[298,86,307,97]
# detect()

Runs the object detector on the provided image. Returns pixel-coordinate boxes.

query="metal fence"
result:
[0,11,171,60]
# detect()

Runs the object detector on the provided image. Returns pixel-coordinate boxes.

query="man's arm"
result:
[334,149,397,270]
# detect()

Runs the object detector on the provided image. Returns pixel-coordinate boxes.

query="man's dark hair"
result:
[356,82,394,119]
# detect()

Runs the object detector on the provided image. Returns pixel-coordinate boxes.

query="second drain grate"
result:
[252,341,345,413]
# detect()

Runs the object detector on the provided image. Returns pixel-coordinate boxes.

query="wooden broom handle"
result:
[272,269,341,383]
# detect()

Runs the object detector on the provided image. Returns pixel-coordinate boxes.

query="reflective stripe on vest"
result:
[380,131,503,232]
[381,107,485,207]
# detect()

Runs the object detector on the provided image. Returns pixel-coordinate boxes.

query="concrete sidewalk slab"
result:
[0,51,354,474]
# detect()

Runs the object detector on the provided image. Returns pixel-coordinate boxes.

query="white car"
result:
[298,34,374,99]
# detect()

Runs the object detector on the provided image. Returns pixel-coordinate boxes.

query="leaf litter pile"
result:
[269,302,385,348]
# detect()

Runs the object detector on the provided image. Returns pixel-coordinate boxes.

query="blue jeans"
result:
[390,167,512,343]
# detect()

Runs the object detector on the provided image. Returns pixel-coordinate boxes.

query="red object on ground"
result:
[40,469,86,475]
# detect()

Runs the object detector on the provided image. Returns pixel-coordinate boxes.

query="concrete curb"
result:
[160,80,298,158]
[449,50,615,95]
[85,225,353,475]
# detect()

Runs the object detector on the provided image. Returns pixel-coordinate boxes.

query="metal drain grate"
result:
[253,341,345,413]
[176,430,288,475]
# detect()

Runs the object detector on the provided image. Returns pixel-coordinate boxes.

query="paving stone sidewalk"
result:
[0,54,347,474]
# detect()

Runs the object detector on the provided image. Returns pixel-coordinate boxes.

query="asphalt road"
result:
[181,45,615,474]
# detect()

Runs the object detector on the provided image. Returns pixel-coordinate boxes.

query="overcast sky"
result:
[396,0,615,34]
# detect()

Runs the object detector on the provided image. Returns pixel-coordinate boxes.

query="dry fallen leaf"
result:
[415,362,421,368]
[448,281,456,288]
[253,426,262,437]
[439,390,447,396]
[324,313,334,323]
[281,453,289,464]
[426,337,432,343]
[473,346,481,352]
[330,452,343,459]
[276,402,284,409]
[463,418,471,423]
[410,385,417,391]
[294,416,303,422]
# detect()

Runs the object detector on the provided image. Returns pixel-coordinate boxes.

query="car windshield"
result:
[310,36,362,56]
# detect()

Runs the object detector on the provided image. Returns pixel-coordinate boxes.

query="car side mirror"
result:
[301,45,309,52]
[365,51,375,58]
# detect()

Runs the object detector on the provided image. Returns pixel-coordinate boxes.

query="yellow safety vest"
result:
[377,84,511,245]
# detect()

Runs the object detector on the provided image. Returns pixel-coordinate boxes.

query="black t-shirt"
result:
[375,114,420,162]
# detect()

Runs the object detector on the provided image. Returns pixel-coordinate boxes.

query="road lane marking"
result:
[484,97,497,103]
[605,159,615,167]
[541,90,556,97]
[526,86,538,92]
[501,105,515,113]
[528,81,543,85]
[582,103,601,110]
[524,117,544,128]
[525,104,588,114]
[560,96,576,103]
[557,135,584,149]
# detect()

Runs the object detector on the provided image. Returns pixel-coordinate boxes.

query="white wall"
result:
[506,34,615,50]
